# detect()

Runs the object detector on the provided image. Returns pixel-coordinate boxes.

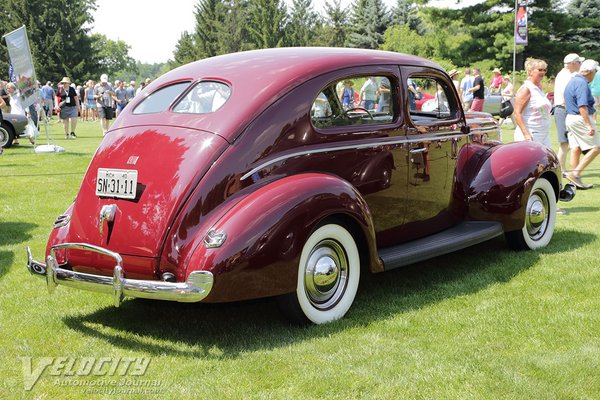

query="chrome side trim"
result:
[241,130,470,181]
[26,244,213,306]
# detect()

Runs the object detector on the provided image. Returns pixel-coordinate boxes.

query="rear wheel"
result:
[0,121,15,149]
[506,177,556,250]
[278,223,360,324]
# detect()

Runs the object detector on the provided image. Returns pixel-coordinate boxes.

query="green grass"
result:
[1,119,600,399]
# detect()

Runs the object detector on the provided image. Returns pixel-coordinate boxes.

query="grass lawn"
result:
[1,118,599,399]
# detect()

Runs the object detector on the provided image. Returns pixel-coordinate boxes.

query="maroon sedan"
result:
[27,48,572,324]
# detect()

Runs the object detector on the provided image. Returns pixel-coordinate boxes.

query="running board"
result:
[379,221,504,271]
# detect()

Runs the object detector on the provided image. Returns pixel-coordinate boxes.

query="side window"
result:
[407,76,458,122]
[311,75,394,129]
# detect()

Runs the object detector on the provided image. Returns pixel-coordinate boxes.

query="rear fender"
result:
[464,141,559,231]
[186,173,379,302]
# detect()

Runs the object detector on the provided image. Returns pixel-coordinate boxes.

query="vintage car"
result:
[27,48,574,324]
[0,111,28,148]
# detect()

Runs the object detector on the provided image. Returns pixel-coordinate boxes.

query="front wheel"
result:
[506,177,556,250]
[278,224,360,324]
[0,121,15,149]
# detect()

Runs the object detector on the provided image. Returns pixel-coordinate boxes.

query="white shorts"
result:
[566,114,600,151]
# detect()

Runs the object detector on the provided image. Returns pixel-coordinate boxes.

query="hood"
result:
[67,126,229,258]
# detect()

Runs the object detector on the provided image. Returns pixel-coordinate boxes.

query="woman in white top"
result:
[513,58,553,147]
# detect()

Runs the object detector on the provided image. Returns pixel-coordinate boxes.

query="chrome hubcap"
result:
[304,239,348,310]
[526,189,549,240]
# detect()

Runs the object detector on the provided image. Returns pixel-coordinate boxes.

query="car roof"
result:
[118,48,441,142]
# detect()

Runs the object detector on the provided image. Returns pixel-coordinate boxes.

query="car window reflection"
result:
[311,75,394,129]
[173,81,231,114]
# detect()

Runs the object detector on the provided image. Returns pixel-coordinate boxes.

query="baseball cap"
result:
[564,53,584,64]
[580,59,599,73]
[100,74,108,83]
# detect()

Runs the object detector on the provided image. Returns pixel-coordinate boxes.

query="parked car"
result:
[0,112,27,148]
[27,48,574,324]
[421,87,503,116]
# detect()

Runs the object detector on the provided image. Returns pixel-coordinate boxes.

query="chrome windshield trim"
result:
[241,130,469,181]
[26,245,213,306]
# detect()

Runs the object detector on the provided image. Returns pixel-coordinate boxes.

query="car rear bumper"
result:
[26,243,213,307]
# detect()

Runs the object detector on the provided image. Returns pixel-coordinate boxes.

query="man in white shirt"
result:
[554,53,583,174]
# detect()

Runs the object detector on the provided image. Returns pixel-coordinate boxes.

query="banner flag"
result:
[8,60,17,83]
[515,0,528,46]
[2,26,38,108]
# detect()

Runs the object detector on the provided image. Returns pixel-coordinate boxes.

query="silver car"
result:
[0,112,28,148]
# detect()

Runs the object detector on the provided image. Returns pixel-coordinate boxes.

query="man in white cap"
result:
[554,53,584,175]
[94,74,116,135]
[564,59,599,189]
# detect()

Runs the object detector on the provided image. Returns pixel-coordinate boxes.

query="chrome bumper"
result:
[26,243,213,307]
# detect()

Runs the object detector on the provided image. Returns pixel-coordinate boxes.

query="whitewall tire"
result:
[506,177,556,250]
[279,223,360,324]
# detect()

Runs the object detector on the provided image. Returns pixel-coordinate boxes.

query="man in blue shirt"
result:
[564,59,599,189]
[40,81,55,119]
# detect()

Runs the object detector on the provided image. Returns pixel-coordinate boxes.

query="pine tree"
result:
[391,0,425,35]
[346,0,390,49]
[322,0,349,47]
[247,0,287,49]
[194,0,226,59]
[286,0,321,47]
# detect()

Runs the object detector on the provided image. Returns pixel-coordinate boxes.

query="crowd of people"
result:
[454,54,599,195]
[0,74,152,146]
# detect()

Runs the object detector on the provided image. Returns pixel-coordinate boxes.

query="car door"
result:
[398,67,468,242]
[307,70,410,247]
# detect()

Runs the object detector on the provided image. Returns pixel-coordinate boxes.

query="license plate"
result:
[96,168,138,199]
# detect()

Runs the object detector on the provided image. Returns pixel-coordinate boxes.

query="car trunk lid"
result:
[66,126,229,263]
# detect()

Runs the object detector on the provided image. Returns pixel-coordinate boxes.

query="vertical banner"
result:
[515,0,528,46]
[2,26,38,108]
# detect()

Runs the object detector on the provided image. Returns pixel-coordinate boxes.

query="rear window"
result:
[133,82,190,114]
[173,81,231,114]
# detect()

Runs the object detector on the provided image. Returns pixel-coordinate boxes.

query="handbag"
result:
[25,117,39,138]
[500,99,514,118]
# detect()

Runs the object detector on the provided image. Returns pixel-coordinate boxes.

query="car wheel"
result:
[0,121,15,149]
[278,223,360,324]
[506,177,556,250]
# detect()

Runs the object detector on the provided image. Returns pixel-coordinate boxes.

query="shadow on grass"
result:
[0,251,15,278]
[62,229,595,358]
[0,221,37,279]
[0,222,37,246]
[562,206,600,214]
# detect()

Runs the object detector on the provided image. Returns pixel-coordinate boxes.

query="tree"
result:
[171,31,202,68]
[390,0,426,35]
[346,0,390,49]
[90,34,136,79]
[0,0,98,84]
[567,0,600,19]
[247,0,287,49]
[285,0,321,47]
[321,0,349,47]
[381,24,432,57]
[194,0,226,58]
[217,0,254,54]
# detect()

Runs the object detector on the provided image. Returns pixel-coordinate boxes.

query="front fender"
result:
[186,173,378,302]
[464,141,559,231]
